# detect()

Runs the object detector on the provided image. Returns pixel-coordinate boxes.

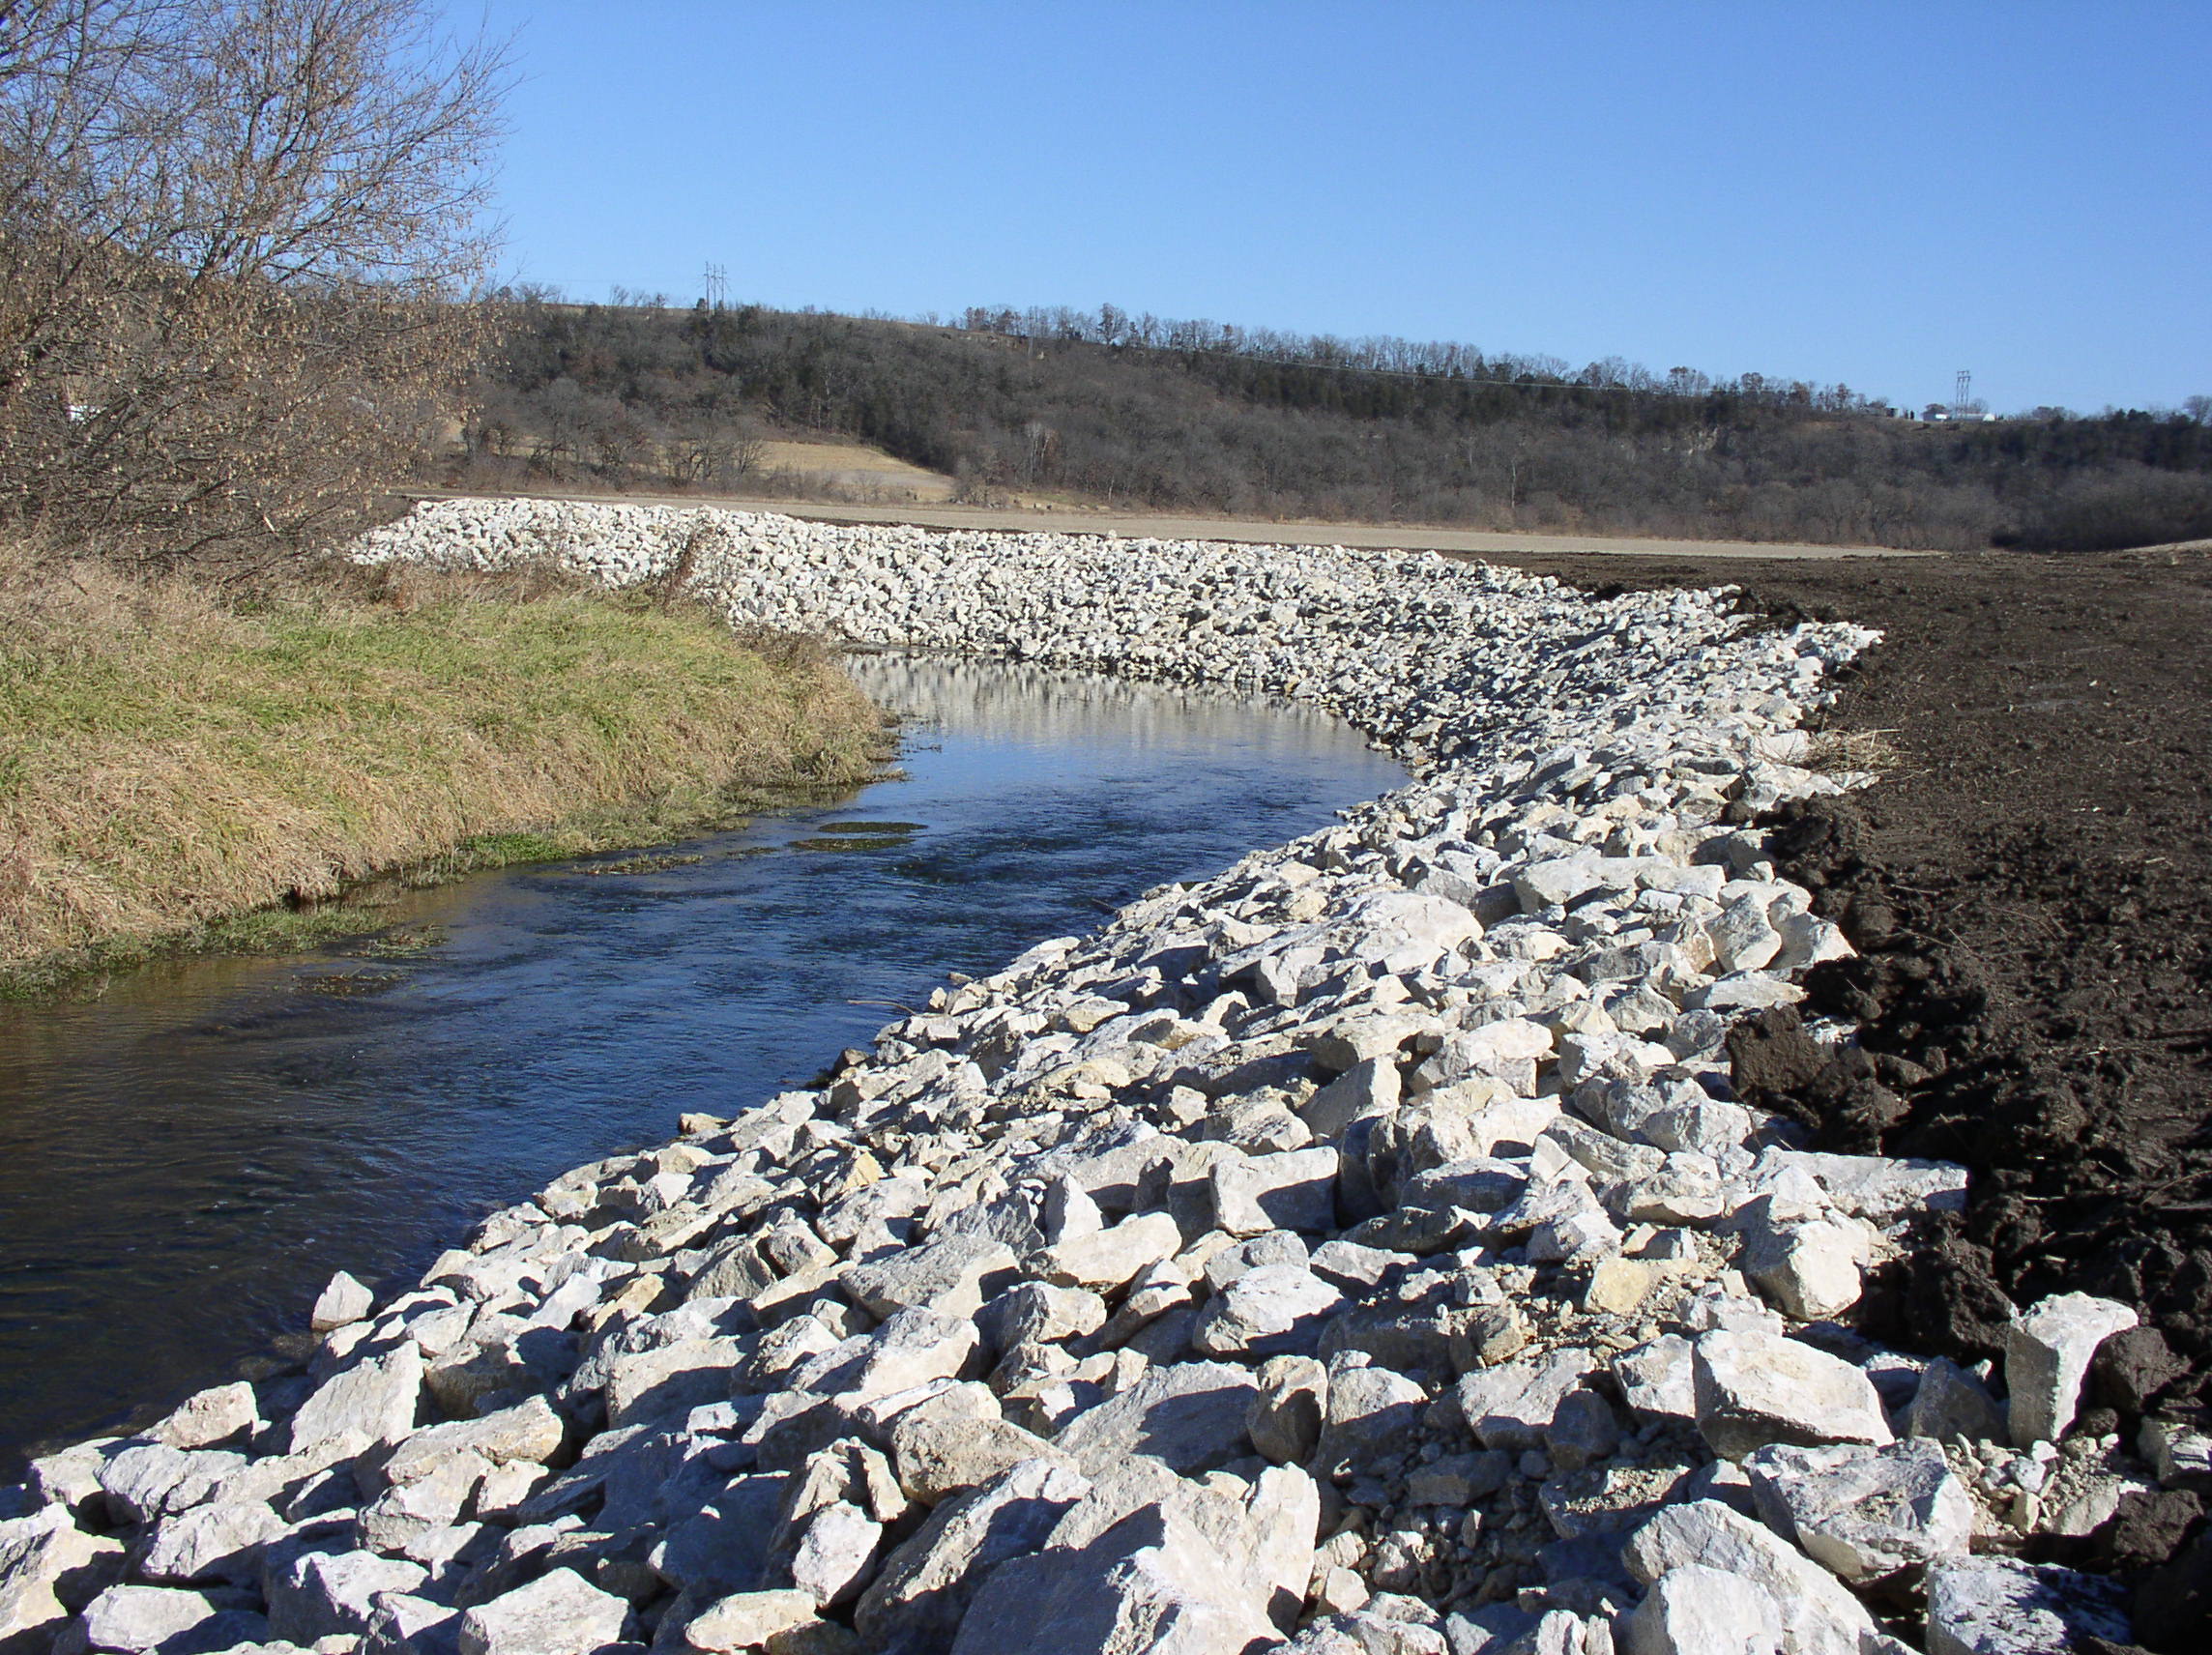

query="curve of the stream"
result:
[0,653,1404,1471]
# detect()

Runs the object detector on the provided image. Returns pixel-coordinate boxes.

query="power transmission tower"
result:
[702,262,727,309]
[1953,369,1972,419]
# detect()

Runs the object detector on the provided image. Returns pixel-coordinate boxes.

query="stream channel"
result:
[0,653,1406,1473]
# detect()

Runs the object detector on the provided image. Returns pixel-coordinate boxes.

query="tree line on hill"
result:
[461,296,2212,553]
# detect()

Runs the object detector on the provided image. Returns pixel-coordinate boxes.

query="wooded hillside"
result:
[462,297,2212,552]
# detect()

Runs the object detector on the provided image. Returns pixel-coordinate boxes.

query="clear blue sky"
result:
[449,1,2209,416]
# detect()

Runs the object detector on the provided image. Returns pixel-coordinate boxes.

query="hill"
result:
[455,298,2212,552]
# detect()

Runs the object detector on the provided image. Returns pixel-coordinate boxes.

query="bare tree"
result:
[0,0,508,566]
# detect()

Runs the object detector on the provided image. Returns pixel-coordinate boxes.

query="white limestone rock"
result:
[2004,1293,2138,1447]
[1923,1555,2131,1655]
[289,1343,424,1454]
[1743,1438,1974,1582]
[1054,1362,1259,1477]
[149,1384,261,1452]
[373,1395,567,1491]
[1453,1350,1600,1452]
[1031,1213,1181,1293]
[1691,1329,1892,1459]
[948,1501,1281,1655]
[786,1499,881,1610]
[1315,1366,1430,1473]
[1613,1336,1697,1424]
[853,1457,1090,1648]
[850,1307,982,1400]
[680,1588,822,1652]
[1191,1264,1345,1359]
[136,1498,290,1585]
[1905,1357,2008,1445]
[1623,1500,1877,1655]
[0,1507,123,1647]
[94,1444,247,1525]
[74,1584,264,1655]
[1740,1217,1866,1322]
[1208,1147,1340,1235]
[1247,1355,1328,1466]
[267,1549,429,1643]
[2138,1415,2212,1489]
[455,1567,628,1655]
[976,1283,1107,1353]
[1620,1563,1785,1655]
[310,1271,375,1333]
[362,1589,462,1655]
[890,1400,1071,1506]
[844,1233,1018,1320]
[1300,1058,1401,1139]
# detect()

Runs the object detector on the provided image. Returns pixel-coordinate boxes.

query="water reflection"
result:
[841,652,1374,754]
[0,653,1403,1468]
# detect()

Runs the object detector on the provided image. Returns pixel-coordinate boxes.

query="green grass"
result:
[0,556,889,997]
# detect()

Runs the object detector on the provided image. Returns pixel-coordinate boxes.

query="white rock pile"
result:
[4,500,2179,1655]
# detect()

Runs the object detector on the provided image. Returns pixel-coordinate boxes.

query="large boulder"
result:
[373,1396,566,1492]
[267,1550,429,1644]
[680,1589,822,1653]
[854,1459,1091,1649]
[0,1508,123,1647]
[94,1446,247,1525]
[1453,1349,1599,1452]
[1191,1265,1344,1359]
[890,1401,1072,1505]
[844,1234,1018,1320]
[1054,1363,1258,1477]
[455,1567,628,1655]
[1620,1563,1785,1655]
[148,1384,261,1452]
[949,1503,1281,1655]
[73,1584,266,1655]
[136,1499,290,1586]
[1691,1330,1891,1459]
[289,1344,424,1453]
[310,1271,375,1333]
[1923,1555,2131,1655]
[2003,1293,2138,1447]
[1743,1439,1974,1583]
[1623,1500,1877,1655]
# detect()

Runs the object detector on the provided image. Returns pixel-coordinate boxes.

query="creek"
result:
[0,653,1403,1470]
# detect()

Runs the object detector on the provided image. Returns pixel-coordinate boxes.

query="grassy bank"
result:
[0,552,888,994]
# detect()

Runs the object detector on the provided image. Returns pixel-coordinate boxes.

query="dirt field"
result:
[1486,543,2212,1636]
[749,439,956,503]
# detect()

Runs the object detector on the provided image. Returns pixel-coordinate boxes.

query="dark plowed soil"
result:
[1483,544,2212,1646]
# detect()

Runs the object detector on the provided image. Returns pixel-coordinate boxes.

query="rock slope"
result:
[4,500,2183,1655]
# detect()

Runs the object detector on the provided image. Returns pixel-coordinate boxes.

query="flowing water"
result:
[0,653,1404,1471]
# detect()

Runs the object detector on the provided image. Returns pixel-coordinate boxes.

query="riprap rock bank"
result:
[3,502,2176,1655]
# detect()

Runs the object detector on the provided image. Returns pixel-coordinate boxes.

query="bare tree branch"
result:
[0,0,509,565]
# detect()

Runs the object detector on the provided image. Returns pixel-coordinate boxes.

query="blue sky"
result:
[450,2,2209,415]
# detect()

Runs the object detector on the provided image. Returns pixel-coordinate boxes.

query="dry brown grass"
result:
[0,540,886,975]
[1805,725,1910,777]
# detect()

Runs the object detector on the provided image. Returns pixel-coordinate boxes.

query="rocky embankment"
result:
[4,499,2190,1655]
